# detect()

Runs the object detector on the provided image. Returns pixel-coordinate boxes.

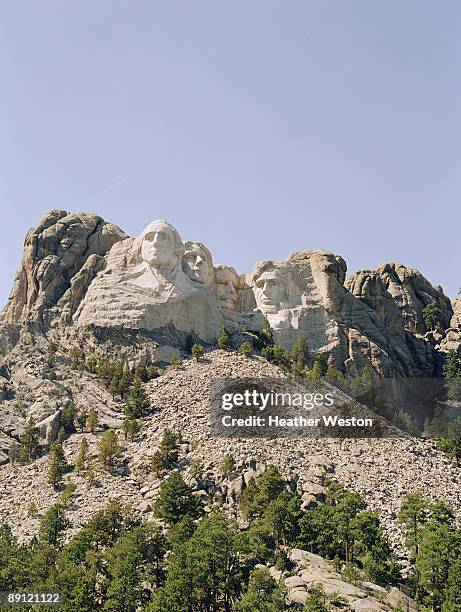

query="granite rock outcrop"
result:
[3,210,127,326]
[1,210,459,377]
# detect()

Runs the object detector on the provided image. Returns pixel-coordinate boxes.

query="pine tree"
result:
[19,417,40,463]
[149,512,243,610]
[153,471,203,525]
[291,336,308,369]
[398,492,429,559]
[422,303,442,331]
[60,478,77,506]
[75,437,89,474]
[326,365,344,380]
[191,344,204,360]
[271,344,291,368]
[437,437,461,466]
[235,567,286,611]
[8,442,20,466]
[134,364,148,382]
[239,465,287,521]
[112,361,124,383]
[122,417,140,441]
[109,375,120,401]
[118,367,133,397]
[151,429,181,476]
[104,533,144,611]
[301,584,329,611]
[443,350,461,379]
[104,525,166,611]
[167,516,196,550]
[27,501,38,517]
[86,499,130,549]
[240,477,259,521]
[219,453,236,477]
[48,441,68,489]
[86,465,95,488]
[217,328,231,350]
[87,355,97,373]
[57,426,66,444]
[443,557,461,611]
[98,429,121,470]
[309,351,328,379]
[60,401,77,434]
[86,408,99,434]
[146,364,159,380]
[291,361,305,378]
[170,354,182,369]
[39,502,69,546]
[239,342,253,357]
[125,377,149,419]
[260,345,274,361]
[261,319,273,346]
[416,521,457,610]
[69,346,85,369]
[188,458,204,482]
[262,491,301,547]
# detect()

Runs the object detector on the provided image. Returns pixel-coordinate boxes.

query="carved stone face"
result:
[183,242,212,284]
[140,220,182,269]
[254,270,284,313]
[214,266,238,310]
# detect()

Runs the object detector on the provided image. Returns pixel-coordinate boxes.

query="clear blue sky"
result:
[1,1,460,310]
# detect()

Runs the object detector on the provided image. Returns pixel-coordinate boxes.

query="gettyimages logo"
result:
[221,388,335,411]
[210,376,461,439]
[210,377,382,439]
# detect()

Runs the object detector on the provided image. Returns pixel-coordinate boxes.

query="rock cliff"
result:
[2,210,458,379]
[3,210,127,326]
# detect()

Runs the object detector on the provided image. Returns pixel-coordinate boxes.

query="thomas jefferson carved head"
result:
[182,241,214,284]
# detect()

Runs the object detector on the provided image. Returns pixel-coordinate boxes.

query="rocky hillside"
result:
[1,350,459,557]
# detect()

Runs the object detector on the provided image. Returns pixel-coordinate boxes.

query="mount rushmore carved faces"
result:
[139,220,184,269]
[213,265,239,310]
[3,210,455,376]
[74,219,225,342]
[182,241,214,285]
[125,220,192,294]
[253,269,287,314]
[249,261,315,347]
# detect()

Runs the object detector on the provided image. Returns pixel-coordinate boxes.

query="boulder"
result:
[35,412,61,444]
